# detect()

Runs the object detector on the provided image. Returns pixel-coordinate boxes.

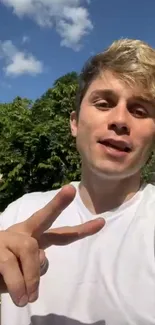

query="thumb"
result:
[39,250,49,276]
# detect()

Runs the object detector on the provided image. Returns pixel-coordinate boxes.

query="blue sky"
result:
[0,0,154,103]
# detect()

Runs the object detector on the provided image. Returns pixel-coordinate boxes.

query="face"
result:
[70,70,155,180]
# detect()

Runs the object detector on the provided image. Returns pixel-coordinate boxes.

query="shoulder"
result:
[142,183,155,201]
[137,183,155,212]
[0,189,59,229]
[0,182,80,230]
[137,183,155,226]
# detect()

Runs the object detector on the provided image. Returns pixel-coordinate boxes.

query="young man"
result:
[0,38,155,325]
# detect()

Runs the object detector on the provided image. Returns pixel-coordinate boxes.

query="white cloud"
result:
[57,6,92,50]
[1,0,93,50]
[22,35,30,44]
[5,52,43,76]
[0,40,43,76]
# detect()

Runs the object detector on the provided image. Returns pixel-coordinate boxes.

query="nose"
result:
[108,103,130,135]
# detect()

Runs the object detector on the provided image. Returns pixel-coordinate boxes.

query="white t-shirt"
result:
[0,182,155,325]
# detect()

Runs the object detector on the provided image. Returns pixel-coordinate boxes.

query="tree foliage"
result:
[0,72,80,211]
[0,71,155,211]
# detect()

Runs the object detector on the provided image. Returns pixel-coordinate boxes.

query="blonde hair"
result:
[76,38,155,114]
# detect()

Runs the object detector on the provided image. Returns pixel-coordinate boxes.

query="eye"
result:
[94,101,111,110]
[130,106,149,118]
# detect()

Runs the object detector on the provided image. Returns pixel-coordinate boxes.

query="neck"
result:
[79,168,142,214]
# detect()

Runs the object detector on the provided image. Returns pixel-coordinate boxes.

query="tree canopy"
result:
[0,72,80,211]
[0,71,154,211]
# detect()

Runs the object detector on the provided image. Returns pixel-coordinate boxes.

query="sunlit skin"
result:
[70,70,155,213]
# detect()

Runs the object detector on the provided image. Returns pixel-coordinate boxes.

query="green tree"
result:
[30,71,81,191]
[0,97,33,211]
[141,151,155,184]
[0,73,81,211]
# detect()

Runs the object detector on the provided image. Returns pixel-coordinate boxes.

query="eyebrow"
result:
[130,95,155,106]
[89,90,155,106]
[89,89,118,100]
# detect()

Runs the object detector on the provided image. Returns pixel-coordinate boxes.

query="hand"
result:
[0,185,105,307]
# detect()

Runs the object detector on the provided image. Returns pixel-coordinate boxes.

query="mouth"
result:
[98,139,132,153]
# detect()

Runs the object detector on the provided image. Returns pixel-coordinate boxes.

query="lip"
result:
[97,137,132,158]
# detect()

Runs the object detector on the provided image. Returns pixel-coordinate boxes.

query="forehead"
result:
[84,70,147,100]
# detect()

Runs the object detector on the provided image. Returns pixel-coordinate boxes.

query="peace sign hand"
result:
[0,185,105,307]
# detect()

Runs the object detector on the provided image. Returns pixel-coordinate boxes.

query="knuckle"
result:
[22,237,38,253]
[26,277,39,293]
[0,252,16,270]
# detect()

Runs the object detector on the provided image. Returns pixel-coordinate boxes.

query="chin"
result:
[90,162,138,181]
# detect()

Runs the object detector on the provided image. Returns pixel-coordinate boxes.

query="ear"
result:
[70,111,78,138]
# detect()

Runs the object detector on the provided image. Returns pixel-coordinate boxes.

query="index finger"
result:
[24,185,76,237]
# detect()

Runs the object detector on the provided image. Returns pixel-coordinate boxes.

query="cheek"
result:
[140,133,155,150]
[77,113,95,139]
[75,117,96,154]
[134,122,155,148]
[134,127,155,164]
